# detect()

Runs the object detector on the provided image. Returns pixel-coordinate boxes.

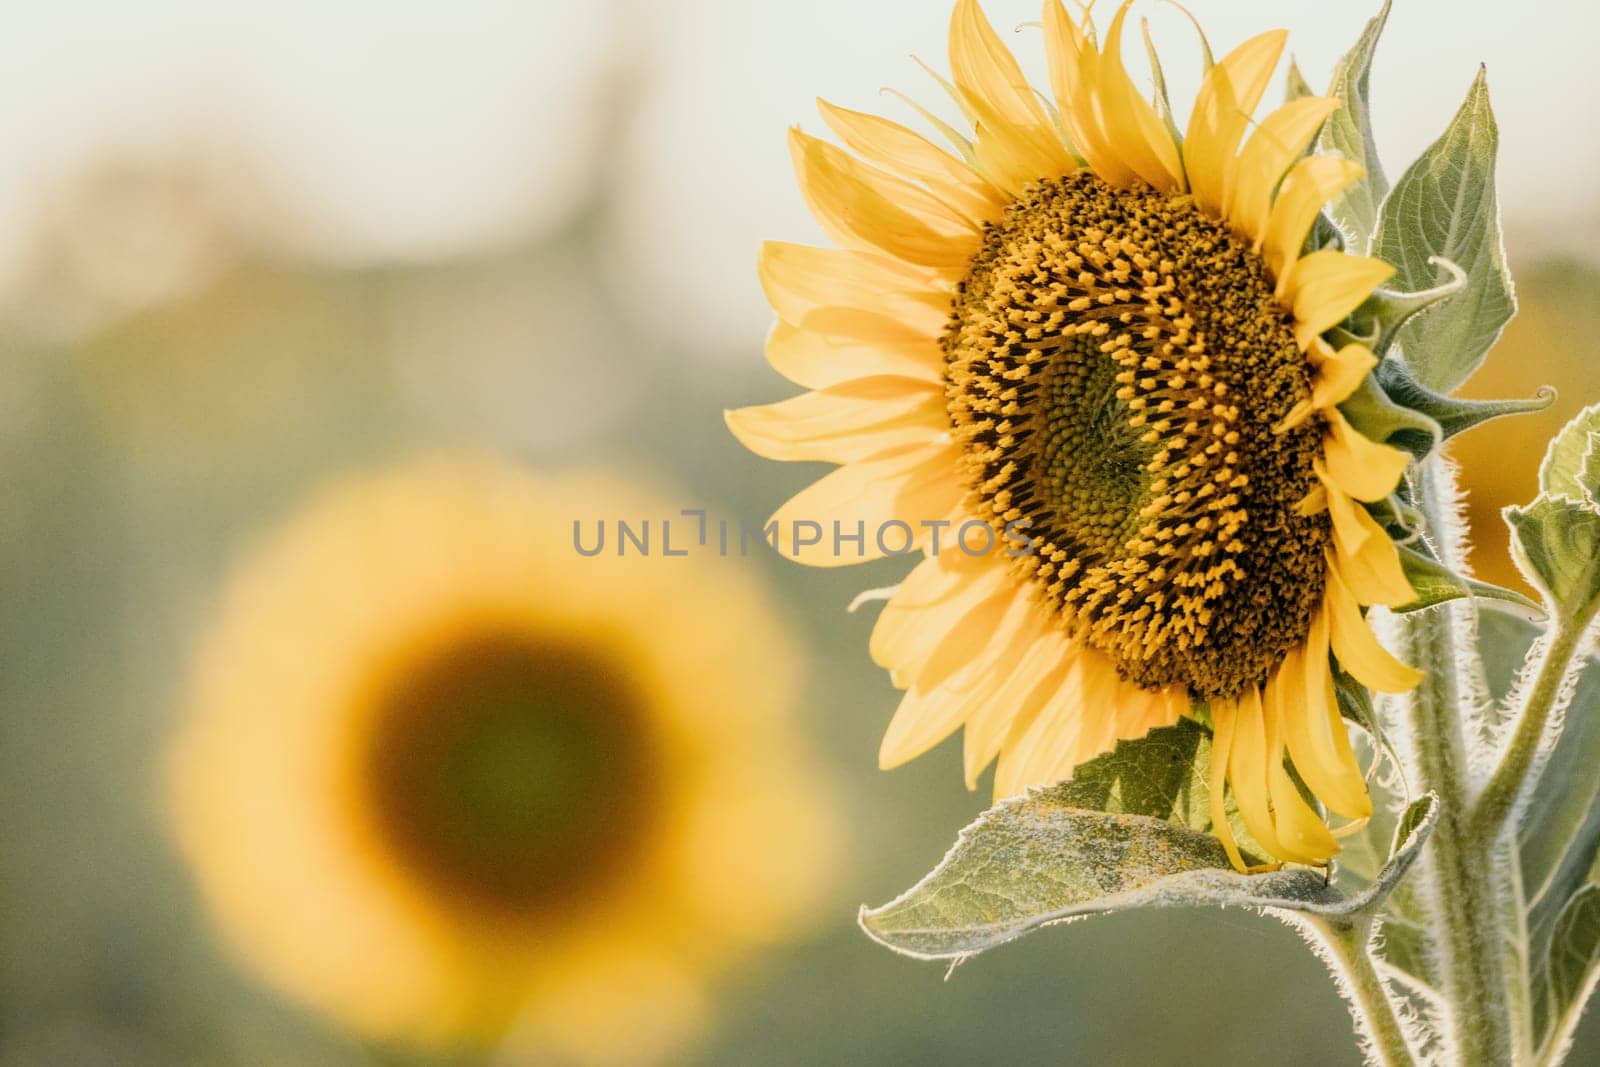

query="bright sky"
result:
[0,1,1592,351]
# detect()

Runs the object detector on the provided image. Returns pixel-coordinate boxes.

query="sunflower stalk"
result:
[739,2,1600,1063]
[1302,914,1421,1067]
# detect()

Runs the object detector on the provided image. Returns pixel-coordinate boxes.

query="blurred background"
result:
[1,1,1595,1063]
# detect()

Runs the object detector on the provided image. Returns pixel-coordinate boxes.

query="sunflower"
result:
[167,458,837,1062]
[728,0,1421,869]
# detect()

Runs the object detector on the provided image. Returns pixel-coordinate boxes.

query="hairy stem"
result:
[1474,617,1592,842]
[1309,917,1417,1067]
[1398,456,1516,1065]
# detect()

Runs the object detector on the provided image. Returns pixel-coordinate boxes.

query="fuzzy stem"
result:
[1398,456,1515,1065]
[1473,617,1592,842]
[1309,917,1418,1067]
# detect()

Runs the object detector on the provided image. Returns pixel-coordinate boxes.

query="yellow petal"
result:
[725,376,946,463]
[1042,0,1135,187]
[1183,29,1286,215]
[869,548,995,671]
[878,578,1012,768]
[1324,552,1424,693]
[1317,462,1416,608]
[817,98,1008,224]
[1208,697,1249,873]
[1264,156,1364,284]
[789,129,982,274]
[991,650,1075,798]
[1274,622,1371,819]
[1005,652,1093,789]
[1226,96,1341,246]
[764,322,943,389]
[1324,408,1410,502]
[948,0,1075,192]
[1285,250,1395,347]
[758,241,950,337]
[905,570,1015,693]
[1310,341,1377,410]
[1039,651,1127,782]
[1225,688,1289,862]
[1301,612,1373,820]
[964,619,1065,787]
[767,442,963,567]
[1095,3,1186,193]
[1263,684,1341,864]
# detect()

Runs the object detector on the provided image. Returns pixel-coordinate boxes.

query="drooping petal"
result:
[1283,249,1395,346]
[764,322,943,389]
[1263,682,1341,863]
[1223,688,1288,863]
[1324,553,1424,692]
[789,129,983,274]
[725,376,947,463]
[1263,156,1364,283]
[1208,697,1249,872]
[817,98,1009,224]
[1273,622,1371,820]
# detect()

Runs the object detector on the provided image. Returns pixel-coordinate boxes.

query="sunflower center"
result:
[944,172,1331,697]
[360,631,656,920]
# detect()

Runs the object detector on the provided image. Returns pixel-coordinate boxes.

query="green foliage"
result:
[1373,68,1515,393]
[1540,405,1600,502]
[1338,373,1442,459]
[859,721,1437,962]
[1477,608,1600,1051]
[1391,542,1540,615]
[1508,405,1600,622]
[1544,886,1600,1044]
[1374,357,1553,444]
[1317,1,1390,251]
[1284,57,1313,104]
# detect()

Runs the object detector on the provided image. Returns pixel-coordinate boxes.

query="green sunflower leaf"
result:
[1373,67,1515,393]
[1540,884,1600,1048]
[1538,403,1600,503]
[1318,1,1391,251]
[858,723,1439,961]
[1480,607,1600,1011]
[1506,496,1600,623]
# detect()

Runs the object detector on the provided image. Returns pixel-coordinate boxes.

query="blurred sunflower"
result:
[729,0,1420,869]
[167,458,837,1062]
